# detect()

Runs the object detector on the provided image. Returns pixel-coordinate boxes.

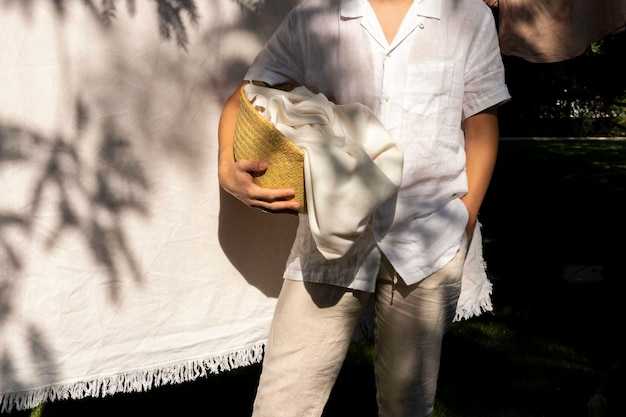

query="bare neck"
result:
[368,0,414,44]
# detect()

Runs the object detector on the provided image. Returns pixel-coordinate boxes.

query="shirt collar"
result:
[340,0,365,18]
[340,0,441,20]
[413,0,441,19]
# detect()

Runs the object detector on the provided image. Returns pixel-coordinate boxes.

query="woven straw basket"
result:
[233,86,306,213]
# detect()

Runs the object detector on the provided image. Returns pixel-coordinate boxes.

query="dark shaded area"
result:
[436,139,626,417]
[217,189,296,297]
[482,139,626,298]
[499,29,626,137]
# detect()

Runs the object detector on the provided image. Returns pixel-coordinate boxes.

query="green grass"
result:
[4,139,626,417]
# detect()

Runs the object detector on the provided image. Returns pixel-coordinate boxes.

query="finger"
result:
[251,191,301,213]
[254,199,301,212]
[256,187,297,201]
[237,159,268,174]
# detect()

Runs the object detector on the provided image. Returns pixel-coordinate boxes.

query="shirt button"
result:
[383,95,390,102]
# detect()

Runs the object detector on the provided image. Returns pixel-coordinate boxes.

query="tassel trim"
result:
[453,289,494,322]
[0,342,265,413]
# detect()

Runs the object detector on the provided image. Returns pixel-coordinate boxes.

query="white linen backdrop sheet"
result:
[0,0,489,412]
[0,0,301,412]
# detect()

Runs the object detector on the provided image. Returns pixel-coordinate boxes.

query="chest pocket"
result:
[402,60,454,116]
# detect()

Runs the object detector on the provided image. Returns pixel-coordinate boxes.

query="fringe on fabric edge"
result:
[454,226,495,323]
[453,245,495,324]
[453,281,494,322]
[0,342,265,413]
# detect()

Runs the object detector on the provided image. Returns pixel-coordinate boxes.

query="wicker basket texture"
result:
[233,86,307,213]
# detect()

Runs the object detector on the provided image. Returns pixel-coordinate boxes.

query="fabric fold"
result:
[245,84,404,259]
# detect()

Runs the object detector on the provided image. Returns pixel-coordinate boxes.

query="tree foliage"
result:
[500,30,626,137]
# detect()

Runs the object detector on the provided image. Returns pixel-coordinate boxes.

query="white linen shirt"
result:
[245,0,511,292]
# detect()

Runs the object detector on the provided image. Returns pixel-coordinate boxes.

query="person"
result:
[218,0,511,416]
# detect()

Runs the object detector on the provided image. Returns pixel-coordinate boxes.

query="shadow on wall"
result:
[218,189,297,298]
[3,0,201,49]
[0,115,149,299]
[0,0,300,299]
[0,0,299,404]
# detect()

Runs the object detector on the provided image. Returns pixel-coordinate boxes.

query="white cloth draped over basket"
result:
[245,83,404,260]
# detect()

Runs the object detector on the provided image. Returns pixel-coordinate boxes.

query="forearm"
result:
[462,106,500,233]
[218,82,247,179]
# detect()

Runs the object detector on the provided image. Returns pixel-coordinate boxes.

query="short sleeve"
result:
[245,6,306,86]
[463,7,511,118]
